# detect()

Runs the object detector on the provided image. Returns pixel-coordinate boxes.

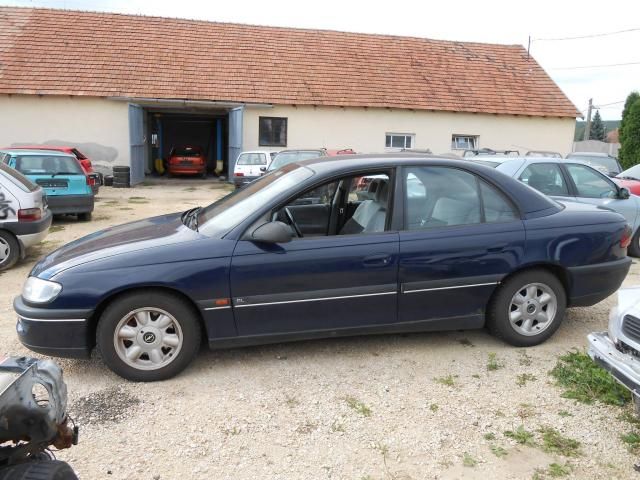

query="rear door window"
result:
[518,163,569,196]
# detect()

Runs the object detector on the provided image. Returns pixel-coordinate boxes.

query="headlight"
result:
[22,277,62,304]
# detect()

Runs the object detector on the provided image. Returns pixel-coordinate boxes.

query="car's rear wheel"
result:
[0,460,78,480]
[0,230,19,271]
[628,229,640,257]
[77,212,92,222]
[97,291,201,381]
[487,269,566,346]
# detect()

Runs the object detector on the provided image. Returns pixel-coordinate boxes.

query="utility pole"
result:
[583,98,593,141]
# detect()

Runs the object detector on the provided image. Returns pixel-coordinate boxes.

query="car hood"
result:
[31,212,200,278]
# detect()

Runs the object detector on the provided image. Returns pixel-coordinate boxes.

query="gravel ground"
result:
[1,182,640,480]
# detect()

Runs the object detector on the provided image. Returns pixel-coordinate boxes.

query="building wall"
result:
[242,105,576,157]
[0,95,130,174]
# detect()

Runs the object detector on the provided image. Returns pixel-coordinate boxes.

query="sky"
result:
[3,0,640,120]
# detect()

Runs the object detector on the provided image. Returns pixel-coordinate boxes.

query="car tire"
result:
[113,172,130,180]
[0,460,78,480]
[77,212,92,222]
[628,229,640,257]
[487,269,566,347]
[96,290,201,381]
[112,181,130,188]
[112,166,130,173]
[0,230,19,271]
[103,175,114,187]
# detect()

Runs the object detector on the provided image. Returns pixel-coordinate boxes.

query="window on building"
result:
[385,133,414,149]
[451,135,478,150]
[259,117,287,147]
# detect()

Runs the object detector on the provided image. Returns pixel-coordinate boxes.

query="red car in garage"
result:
[6,145,100,194]
[168,146,207,177]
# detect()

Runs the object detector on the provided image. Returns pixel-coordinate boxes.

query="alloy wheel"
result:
[0,237,9,263]
[508,283,558,336]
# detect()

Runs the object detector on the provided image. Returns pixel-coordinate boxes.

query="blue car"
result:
[1,150,94,220]
[14,155,632,381]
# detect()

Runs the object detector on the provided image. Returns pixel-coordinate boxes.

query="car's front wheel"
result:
[97,291,201,381]
[487,269,566,346]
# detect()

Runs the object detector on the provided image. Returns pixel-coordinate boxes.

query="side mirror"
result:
[250,221,292,243]
[619,187,631,200]
[260,166,267,172]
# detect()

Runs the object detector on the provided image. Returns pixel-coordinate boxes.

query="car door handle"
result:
[363,254,391,266]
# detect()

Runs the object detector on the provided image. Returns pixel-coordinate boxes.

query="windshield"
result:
[567,155,620,174]
[237,153,267,166]
[197,164,314,236]
[268,151,323,171]
[0,162,38,192]
[15,155,83,175]
[172,147,202,157]
[618,164,640,180]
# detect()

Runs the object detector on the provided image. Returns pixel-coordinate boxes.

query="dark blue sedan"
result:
[15,155,632,381]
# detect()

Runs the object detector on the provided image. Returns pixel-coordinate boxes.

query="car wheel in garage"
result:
[103,175,114,187]
[97,291,201,381]
[0,230,19,271]
[628,229,640,257]
[487,269,566,347]
[112,166,130,173]
[0,460,78,480]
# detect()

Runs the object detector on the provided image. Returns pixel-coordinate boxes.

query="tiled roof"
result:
[0,7,580,117]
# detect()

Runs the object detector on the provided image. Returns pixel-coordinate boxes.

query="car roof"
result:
[567,152,614,158]
[0,149,77,157]
[239,150,273,154]
[294,153,560,216]
[6,145,73,151]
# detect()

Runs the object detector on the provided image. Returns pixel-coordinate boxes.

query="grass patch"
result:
[483,432,496,441]
[345,396,372,417]
[550,350,630,406]
[471,373,480,379]
[430,403,439,412]
[547,463,572,477]
[558,410,573,417]
[621,431,640,452]
[618,411,640,426]
[462,452,477,467]
[487,352,504,371]
[128,197,149,204]
[119,207,133,211]
[539,427,581,457]
[104,200,119,205]
[49,225,65,233]
[518,350,533,366]
[504,425,536,446]
[92,215,111,221]
[516,373,537,387]
[490,444,508,457]
[517,403,535,419]
[434,374,458,387]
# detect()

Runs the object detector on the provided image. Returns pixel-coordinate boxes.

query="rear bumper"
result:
[588,331,640,396]
[233,175,259,187]
[46,194,94,215]
[1,210,52,253]
[169,165,206,175]
[567,257,632,307]
[14,296,93,359]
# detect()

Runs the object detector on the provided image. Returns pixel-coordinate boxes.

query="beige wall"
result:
[0,95,130,174]
[243,105,576,156]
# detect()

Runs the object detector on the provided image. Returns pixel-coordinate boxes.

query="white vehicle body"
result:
[588,287,640,410]
[233,151,275,188]
[0,162,52,270]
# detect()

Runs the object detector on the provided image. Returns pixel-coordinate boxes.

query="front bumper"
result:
[588,331,640,396]
[14,296,93,359]
[568,257,632,307]
[46,194,94,215]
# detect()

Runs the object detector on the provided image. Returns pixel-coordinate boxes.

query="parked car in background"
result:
[525,150,562,158]
[167,146,207,178]
[566,152,622,177]
[266,148,355,172]
[462,148,520,158]
[233,150,274,188]
[588,287,640,413]
[14,155,631,381]
[7,146,100,194]
[615,164,640,196]
[0,161,51,270]
[473,156,640,256]
[1,150,94,221]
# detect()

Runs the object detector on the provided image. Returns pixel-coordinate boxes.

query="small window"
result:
[451,135,478,150]
[479,181,518,222]
[259,117,287,147]
[566,164,617,199]
[385,133,414,149]
[519,163,569,196]
[237,153,267,166]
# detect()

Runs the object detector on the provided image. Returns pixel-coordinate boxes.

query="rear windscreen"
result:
[0,161,38,192]
[173,147,202,157]
[15,155,84,175]
[237,153,267,165]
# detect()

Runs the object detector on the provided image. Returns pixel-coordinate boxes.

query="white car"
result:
[588,287,640,411]
[233,151,276,188]
[0,161,52,270]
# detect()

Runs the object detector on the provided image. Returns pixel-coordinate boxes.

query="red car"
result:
[7,145,100,194]
[168,146,207,177]
[615,164,640,195]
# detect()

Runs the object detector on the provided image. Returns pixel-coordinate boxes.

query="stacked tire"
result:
[112,166,130,188]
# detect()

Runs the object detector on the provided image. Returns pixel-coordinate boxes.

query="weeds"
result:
[345,396,372,417]
[49,225,65,233]
[483,432,496,441]
[430,403,439,412]
[434,374,458,387]
[504,425,536,446]
[462,452,477,467]
[516,373,537,387]
[490,444,508,457]
[620,431,640,452]
[487,352,504,371]
[518,350,533,366]
[539,427,581,457]
[550,350,630,406]
[558,410,572,417]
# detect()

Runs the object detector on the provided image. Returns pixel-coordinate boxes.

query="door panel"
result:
[230,233,400,336]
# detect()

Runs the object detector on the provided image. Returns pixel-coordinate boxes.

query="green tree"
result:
[589,110,605,141]
[619,97,640,169]
[620,91,640,164]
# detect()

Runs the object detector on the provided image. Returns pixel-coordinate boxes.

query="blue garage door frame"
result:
[228,106,243,178]
[129,104,145,185]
